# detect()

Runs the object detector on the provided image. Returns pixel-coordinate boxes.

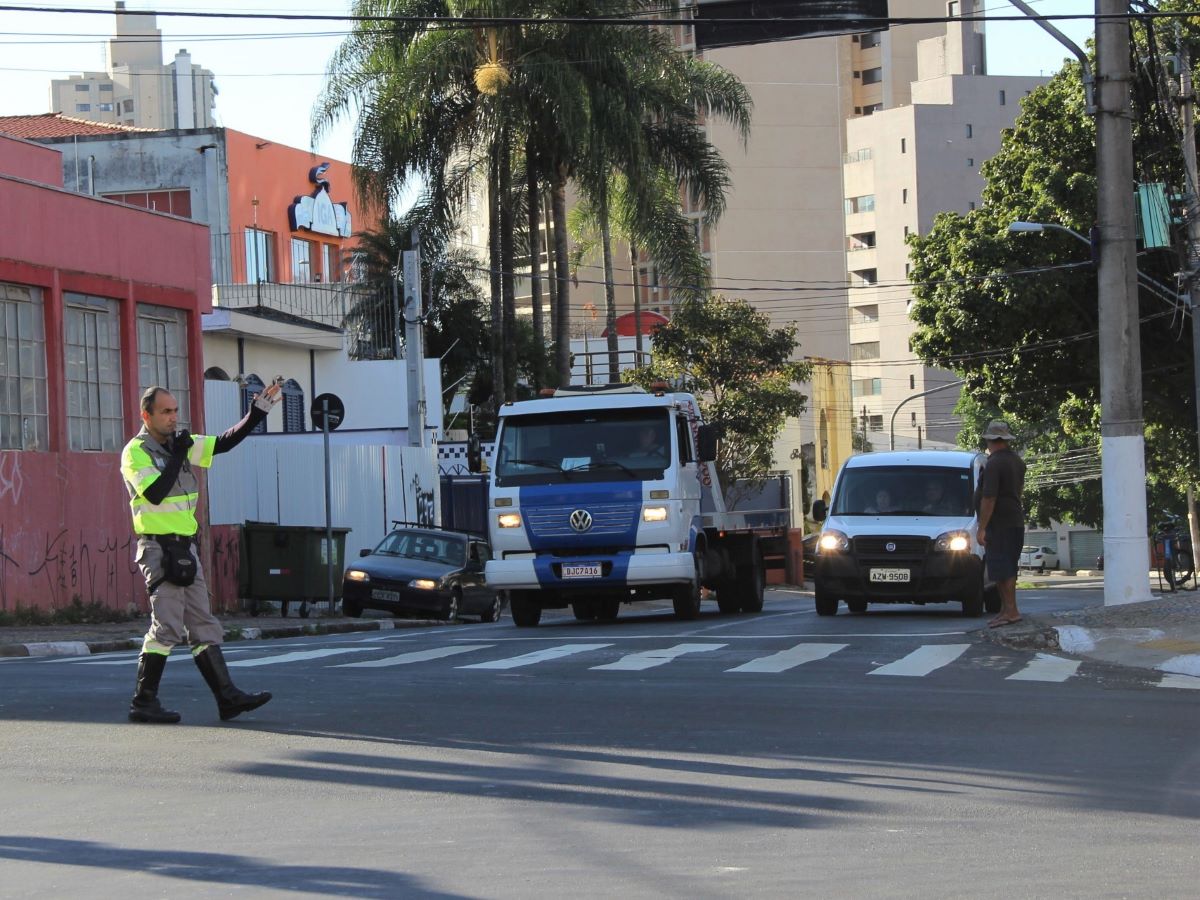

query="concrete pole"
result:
[1096,0,1152,604]
[403,243,427,448]
[1178,41,1200,568]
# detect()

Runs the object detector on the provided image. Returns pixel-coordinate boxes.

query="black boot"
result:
[129,652,181,724]
[193,645,272,721]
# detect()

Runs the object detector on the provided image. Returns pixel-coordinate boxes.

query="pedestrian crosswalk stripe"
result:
[1158,673,1200,690]
[868,644,970,677]
[726,643,848,673]
[227,648,375,667]
[1006,653,1081,682]
[458,643,612,670]
[333,645,494,668]
[591,643,726,671]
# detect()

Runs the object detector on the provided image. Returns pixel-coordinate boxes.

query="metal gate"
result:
[1067,530,1103,570]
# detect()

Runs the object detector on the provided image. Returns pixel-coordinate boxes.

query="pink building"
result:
[0,132,212,615]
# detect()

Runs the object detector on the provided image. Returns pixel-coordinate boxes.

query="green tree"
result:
[907,59,1196,526]
[624,295,812,491]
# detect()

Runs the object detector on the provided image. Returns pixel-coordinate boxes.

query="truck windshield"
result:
[495,409,671,486]
[831,465,973,517]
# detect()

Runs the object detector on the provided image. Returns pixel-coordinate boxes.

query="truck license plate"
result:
[372,588,401,602]
[869,568,910,583]
[562,564,601,579]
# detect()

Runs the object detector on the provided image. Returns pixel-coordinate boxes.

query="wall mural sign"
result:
[288,162,353,238]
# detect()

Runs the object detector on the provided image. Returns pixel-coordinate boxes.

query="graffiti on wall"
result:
[0,524,142,614]
[411,473,436,527]
[0,452,23,504]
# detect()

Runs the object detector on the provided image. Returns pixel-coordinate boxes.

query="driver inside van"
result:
[921,479,955,515]
[864,487,895,514]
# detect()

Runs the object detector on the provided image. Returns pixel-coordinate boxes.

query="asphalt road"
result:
[1,581,1197,898]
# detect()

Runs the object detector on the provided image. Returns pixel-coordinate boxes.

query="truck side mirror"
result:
[696,425,718,463]
[466,434,482,473]
[812,499,827,522]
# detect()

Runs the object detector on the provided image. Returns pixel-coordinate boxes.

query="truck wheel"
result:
[715,578,741,614]
[737,560,765,613]
[814,584,838,616]
[572,600,598,621]
[983,584,1002,615]
[597,599,621,621]
[673,582,702,619]
[846,599,868,614]
[961,577,984,617]
[510,591,542,627]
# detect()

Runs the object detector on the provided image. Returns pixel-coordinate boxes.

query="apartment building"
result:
[49,2,215,131]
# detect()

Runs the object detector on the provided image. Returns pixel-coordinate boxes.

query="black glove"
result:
[172,430,193,457]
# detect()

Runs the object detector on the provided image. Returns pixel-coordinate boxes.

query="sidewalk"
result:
[0,605,441,658]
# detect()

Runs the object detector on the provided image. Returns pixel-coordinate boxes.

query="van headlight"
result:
[934,530,971,552]
[642,505,668,522]
[345,570,370,583]
[817,530,849,554]
[497,512,522,529]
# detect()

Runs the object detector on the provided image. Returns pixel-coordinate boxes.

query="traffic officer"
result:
[122,382,281,724]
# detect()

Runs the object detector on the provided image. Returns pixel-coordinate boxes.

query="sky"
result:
[0,0,1097,165]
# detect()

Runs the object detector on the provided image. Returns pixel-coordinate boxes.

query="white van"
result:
[811,450,1000,617]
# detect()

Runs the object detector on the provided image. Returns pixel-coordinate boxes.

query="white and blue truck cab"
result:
[811,449,1001,617]
[479,384,772,626]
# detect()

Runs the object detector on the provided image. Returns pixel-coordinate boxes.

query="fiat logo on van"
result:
[886,541,897,552]
[570,509,593,532]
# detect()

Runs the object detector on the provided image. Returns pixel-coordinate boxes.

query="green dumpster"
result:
[240,522,351,618]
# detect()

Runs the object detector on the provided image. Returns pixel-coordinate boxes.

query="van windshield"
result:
[831,465,973,517]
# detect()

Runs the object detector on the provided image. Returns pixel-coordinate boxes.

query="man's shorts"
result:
[985,525,1025,582]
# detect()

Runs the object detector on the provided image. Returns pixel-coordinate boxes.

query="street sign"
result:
[310,392,344,431]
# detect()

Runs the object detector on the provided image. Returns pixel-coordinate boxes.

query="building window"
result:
[901,137,906,154]
[903,225,910,238]
[100,83,113,92]
[910,375,916,389]
[868,415,884,432]
[75,103,91,112]
[853,70,861,79]
[281,379,305,433]
[122,99,134,113]
[965,123,973,138]
[74,83,89,92]
[851,304,879,324]
[843,148,872,164]
[0,283,48,451]
[999,89,1007,106]
[850,341,880,361]
[240,374,268,434]
[322,244,340,283]
[862,103,883,115]
[851,268,878,286]
[967,158,975,167]
[97,102,113,112]
[911,412,918,426]
[291,237,314,283]
[851,378,882,398]
[245,229,275,282]
[861,67,883,85]
[902,188,909,204]
[845,195,876,215]
[102,189,192,219]
[947,1,959,16]
[64,292,123,452]
[848,231,876,251]
[969,201,977,211]
[860,31,880,49]
[905,262,911,276]
[137,303,191,431]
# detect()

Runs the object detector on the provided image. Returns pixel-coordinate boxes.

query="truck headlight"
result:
[345,570,370,583]
[497,512,522,528]
[934,530,971,552]
[642,506,668,522]
[818,530,849,553]
[409,578,438,590]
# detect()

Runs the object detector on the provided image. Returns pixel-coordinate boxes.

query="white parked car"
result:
[1019,545,1059,572]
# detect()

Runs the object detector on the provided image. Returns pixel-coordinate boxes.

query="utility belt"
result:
[146,533,197,592]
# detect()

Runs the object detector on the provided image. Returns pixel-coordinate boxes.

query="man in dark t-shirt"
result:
[977,419,1027,627]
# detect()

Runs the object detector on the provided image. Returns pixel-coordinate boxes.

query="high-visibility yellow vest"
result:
[120,429,217,536]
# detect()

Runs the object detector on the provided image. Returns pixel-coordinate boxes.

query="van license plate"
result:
[562,564,601,578]
[869,568,910,583]
[372,589,401,602]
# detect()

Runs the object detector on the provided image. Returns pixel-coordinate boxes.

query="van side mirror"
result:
[466,434,482,473]
[812,499,827,522]
[696,424,718,463]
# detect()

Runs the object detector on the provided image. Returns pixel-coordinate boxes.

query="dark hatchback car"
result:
[341,526,502,622]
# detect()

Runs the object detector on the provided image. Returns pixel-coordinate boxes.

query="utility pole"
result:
[403,232,427,448]
[1176,36,1200,572]
[1095,0,1152,604]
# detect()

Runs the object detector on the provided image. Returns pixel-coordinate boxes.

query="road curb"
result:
[981,621,1062,652]
[0,618,397,659]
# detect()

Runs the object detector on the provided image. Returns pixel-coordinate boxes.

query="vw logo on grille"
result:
[569,509,593,533]
[886,541,897,553]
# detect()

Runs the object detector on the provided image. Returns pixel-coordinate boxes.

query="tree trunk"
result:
[499,133,517,399]
[629,241,643,361]
[488,147,505,405]
[551,165,571,383]
[544,190,558,364]
[598,178,619,382]
[526,152,544,386]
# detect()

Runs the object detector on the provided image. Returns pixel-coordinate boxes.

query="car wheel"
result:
[597,598,621,621]
[444,588,461,622]
[479,593,502,623]
[961,575,984,617]
[509,591,542,627]
[814,584,838,616]
[572,599,598,621]
[846,598,868,614]
[342,599,362,618]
